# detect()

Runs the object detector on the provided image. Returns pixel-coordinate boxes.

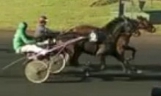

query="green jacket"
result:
[13,22,35,52]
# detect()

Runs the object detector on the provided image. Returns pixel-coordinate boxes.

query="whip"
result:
[1,56,26,71]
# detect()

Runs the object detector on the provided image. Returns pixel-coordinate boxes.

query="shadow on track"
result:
[0,48,13,53]
[43,69,161,84]
[86,64,161,72]
[1,64,161,83]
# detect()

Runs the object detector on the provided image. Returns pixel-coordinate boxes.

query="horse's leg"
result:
[115,52,142,74]
[114,52,129,73]
[123,45,142,73]
[115,35,141,73]
[99,55,106,70]
[96,44,107,70]
[65,45,81,67]
[69,49,82,67]
[123,45,137,61]
[115,45,135,73]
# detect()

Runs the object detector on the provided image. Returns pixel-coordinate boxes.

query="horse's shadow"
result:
[45,71,94,84]
[45,64,161,83]
[1,64,161,84]
[45,73,161,84]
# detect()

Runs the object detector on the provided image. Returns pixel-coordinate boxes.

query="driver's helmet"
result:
[38,15,48,24]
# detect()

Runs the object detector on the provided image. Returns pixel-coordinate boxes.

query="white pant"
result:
[17,44,48,55]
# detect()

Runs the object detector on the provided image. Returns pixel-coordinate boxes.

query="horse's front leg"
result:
[123,45,137,61]
[115,53,134,74]
[115,46,138,74]
[115,52,142,74]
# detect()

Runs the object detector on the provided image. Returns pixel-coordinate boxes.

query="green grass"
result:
[0,0,161,31]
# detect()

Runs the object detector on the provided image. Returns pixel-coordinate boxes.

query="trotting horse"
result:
[110,16,156,72]
[66,16,134,72]
[114,16,156,61]
[67,16,156,73]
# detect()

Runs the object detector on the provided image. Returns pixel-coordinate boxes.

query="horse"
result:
[114,16,156,61]
[51,31,98,64]
[66,17,134,72]
[110,16,156,72]
[67,16,156,73]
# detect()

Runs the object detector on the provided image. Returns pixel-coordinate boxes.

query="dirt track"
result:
[0,30,161,96]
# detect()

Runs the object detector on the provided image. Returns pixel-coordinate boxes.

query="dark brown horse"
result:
[67,16,134,72]
[67,16,156,73]
[115,16,156,61]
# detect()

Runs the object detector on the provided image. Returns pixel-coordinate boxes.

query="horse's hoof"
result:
[131,67,143,74]
[84,69,90,77]
[126,57,134,61]
[124,70,132,74]
[135,69,143,74]
[100,65,107,70]
[126,69,143,74]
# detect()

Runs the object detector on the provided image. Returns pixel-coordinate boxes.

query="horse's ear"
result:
[135,17,140,24]
[137,15,146,19]
[137,16,141,19]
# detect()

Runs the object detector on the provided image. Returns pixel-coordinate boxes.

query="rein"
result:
[29,36,87,59]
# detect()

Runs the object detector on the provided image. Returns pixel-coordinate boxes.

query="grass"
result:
[0,0,161,31]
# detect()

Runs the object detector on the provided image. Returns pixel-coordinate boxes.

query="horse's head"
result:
[124,17,142,37]
[136,16,156,33]
[117,16,141,37]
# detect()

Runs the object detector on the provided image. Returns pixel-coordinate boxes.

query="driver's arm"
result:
[20,31,35,44]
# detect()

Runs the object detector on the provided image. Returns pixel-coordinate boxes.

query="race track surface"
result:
[0,31,161,96]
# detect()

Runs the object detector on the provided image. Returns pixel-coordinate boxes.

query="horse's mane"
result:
[101,17,125,34]
[101,16,137,44]
[129,18,138,27]
[124,17,140,33]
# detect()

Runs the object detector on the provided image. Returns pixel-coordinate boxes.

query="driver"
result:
[34,15,55,41]
[13,22,48,55]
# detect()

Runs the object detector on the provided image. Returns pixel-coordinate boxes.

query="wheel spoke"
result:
[25,60,49,84]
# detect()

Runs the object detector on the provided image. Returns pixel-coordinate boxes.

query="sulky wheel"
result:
[24,60,49,84]
[49,54,66,74]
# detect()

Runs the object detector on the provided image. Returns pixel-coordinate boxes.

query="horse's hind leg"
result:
[96,44,107,70]
[69,50,82,67]
[96,52,106,70]
[65,45,81,67]
[99,55,106,70]
[123,45,137,61]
